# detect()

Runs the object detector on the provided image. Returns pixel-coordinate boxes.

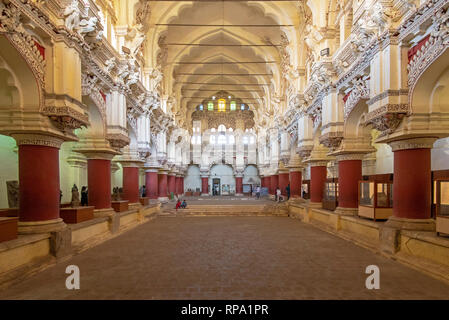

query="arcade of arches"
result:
[1,0,449,298]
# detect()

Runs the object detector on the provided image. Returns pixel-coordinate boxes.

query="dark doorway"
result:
[212,178,220,196]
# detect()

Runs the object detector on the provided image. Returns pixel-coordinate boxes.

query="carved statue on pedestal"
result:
[112,187,121,201]
[6,180,19,208]
[71,184,80,207]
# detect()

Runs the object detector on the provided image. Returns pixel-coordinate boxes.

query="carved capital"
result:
[12,133,64,149]
[389,137,437,152]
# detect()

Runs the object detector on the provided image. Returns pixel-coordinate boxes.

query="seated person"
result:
[175,200,182,211]
[181,200,187,209]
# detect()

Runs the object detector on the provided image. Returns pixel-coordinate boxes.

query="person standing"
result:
[256,185,261,199]
[276,187,282,202]
[286,183,291,200]
[81,186,88,206]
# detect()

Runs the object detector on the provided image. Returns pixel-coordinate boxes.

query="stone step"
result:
[160,204,289,217]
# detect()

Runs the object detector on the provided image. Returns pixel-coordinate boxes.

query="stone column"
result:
[145,168,159,199]
[289,168,302,198]
[180,176,185,195]
[310,162,328,205]
[386,138,436,231]
[158,169,169,202]
[13,134,66,234]
[278,170,290,196]
[167,172,176,197]
[235,174,243,196]
[175,175,181,196]
[122,166,140,204]
[201,175,209,195]
[87,157,113,210]
[270,174,279,195]
[335,154,363,215]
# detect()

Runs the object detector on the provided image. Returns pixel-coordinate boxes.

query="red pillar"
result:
[261,176,266,188]
[270,175,279,195]
[145,169,158,199]
[289,169,302,198]
[393,148,431,219]
[168,174,176,196]
[338,159,362,209]
[122,166,139,203]
[201,177,209,195]
[158,172,168,199]
[279,172,289,196]
[18,144,60,222]
[87,159,112,209]
[180,176,184,195]
[310,165,327,203]
[175,176,181,195]
[236,176,243,195]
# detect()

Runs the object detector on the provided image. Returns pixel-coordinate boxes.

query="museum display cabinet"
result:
[322,178,338,211]
[358,180,393,221]
[435,179,449,236]
[302,180,310,199]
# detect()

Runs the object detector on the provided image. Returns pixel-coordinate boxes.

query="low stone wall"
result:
[0,203,161,288]
[288,200,449,284]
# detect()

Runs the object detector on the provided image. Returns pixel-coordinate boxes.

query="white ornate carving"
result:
[344,77,370,120]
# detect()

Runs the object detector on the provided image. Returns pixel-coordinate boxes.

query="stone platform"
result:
[161,196,288,217]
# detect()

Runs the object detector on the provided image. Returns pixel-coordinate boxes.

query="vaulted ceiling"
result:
[144,1,305,129]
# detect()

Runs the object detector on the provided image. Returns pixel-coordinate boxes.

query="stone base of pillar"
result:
[200,193,210,197]
[235,193,243,196]
[385,216,436,231]
[289,197,305,204]
[93,208,115,218]
[158,196,169,203]
[308,202,322,209]
[129,202,143,210]
[18,218,66,234]
[335,207,358,216]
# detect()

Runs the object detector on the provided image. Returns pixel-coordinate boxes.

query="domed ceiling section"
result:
[145,1,301,129]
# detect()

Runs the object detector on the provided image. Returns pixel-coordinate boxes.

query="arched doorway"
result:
[210,164,235,196]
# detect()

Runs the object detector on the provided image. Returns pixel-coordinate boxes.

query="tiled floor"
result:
[1,216,448,299]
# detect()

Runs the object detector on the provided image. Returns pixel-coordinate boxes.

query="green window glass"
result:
[207,102,214,110]
[230,101,236,111]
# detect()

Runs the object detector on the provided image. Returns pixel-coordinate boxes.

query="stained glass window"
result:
[208,102,214,111]
[230,101,236,111]
[218,99,226,112]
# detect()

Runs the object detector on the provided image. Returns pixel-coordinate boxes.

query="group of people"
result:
[175,199,188,210]
[254,184,290,202]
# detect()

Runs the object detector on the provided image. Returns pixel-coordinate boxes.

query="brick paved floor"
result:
[1,217,448,299]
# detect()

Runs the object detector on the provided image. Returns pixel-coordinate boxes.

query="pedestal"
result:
[60,206,94,224]
[112,200,129,212]
[0,217,18,242]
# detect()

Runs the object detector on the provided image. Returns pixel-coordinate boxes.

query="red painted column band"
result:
[338,160,362,208]
[236,177,243,194]
[201,177,208,194]
[270,175,279,195]
[18,145,60,222]
[180,177,184,194]
[122,167,139,203]
[145,171,158,199]
[310,166,327,203]
[289,170,302,198]
[175,176,181,195]
[279,173,289,196]
[87,159,111,209]
[393,148,431,219]
[158,173,168,198]
[168,174,176,195]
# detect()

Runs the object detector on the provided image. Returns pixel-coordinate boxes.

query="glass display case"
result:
[358,180,393,221]
[435,179,449,236]
[301,180,310,199]
[322,178,338,211]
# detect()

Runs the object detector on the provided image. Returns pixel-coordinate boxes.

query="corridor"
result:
[1,216,448,300]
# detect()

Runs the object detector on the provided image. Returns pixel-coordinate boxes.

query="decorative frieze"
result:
[12,133,64,149]
[389,137,437,152]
